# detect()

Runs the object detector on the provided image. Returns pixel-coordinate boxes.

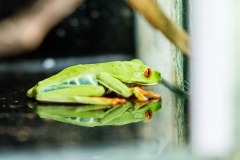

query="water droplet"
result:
[69,18,79,27]
[42,58,56,69]
[56,28,66,37]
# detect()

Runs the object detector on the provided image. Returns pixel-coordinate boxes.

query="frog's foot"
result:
[138,87,161,99]
[132,87,161,101]
[95,97,126,105]
[131,98,156,106]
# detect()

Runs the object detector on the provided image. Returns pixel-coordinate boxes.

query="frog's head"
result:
[127,65,162,85]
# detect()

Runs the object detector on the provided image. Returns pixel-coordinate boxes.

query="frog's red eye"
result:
[144,109,153,119]
[144,68,152,78]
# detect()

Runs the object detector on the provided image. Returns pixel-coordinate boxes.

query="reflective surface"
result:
[28,100,161,127]
[0,70,188,159]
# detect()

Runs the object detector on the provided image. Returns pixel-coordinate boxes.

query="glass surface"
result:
[0,0,190,158]
[0,61,188,159]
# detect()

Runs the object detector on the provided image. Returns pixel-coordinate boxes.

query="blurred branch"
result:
[125,0,190,57]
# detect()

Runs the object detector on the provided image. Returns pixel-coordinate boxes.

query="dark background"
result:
[0,0,135,61]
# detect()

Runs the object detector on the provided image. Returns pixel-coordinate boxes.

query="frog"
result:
[28,99,161,127]
[27,59,161,105]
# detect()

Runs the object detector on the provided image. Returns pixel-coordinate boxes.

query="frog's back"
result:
[38,64,99,86]
[37,61,141,87]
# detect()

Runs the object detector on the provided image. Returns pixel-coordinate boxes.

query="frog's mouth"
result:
[139,82,159,86]
[125,82,158,87]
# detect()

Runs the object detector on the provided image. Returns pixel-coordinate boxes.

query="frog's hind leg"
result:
[37,95,126,105]
[35,85,126,105]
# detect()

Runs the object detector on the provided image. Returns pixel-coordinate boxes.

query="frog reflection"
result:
[28,100,161,127]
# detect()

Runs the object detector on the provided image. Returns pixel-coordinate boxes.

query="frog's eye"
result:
[144,109,153,119]
[144,68,152,78]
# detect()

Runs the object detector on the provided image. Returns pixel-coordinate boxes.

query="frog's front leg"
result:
[100,102,132,125]
[131,87,161,100]
[96,72,160,101]
[35,85,126,105]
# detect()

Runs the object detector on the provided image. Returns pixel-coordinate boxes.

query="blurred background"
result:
[0,0,239,159]
[0,0,135,72]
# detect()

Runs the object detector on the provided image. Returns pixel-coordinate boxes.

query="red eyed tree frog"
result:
[28,99,162,127]
[27,59,161,105]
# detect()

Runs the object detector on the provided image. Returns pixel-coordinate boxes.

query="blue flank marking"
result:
[79,118,94,122]
[42,76,98,92]
[69,80,77,85]
[79,76,98,85]
[42,86,70,92]
[70,117,77,120]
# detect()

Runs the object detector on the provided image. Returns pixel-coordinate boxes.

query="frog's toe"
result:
[136,87,161,100]
[109,98,126,105]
